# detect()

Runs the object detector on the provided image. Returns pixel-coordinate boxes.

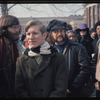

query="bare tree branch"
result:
[7,4,17,11]
[51,4,67,13]
[19,4,40,12]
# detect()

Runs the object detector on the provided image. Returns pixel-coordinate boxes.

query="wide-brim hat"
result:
[79,23,89,30]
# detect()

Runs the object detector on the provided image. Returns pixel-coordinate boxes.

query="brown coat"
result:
[15,52,68,98]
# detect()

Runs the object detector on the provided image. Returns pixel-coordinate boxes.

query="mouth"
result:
[57,36,63,39]
[29,41,36,44]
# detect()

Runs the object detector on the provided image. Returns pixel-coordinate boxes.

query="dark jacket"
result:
[56,39,90,94]
[77,34,94,60]
[92,34,99,53]
[0,37,19,98]
[15,48,68,98]
[91,39,100,83]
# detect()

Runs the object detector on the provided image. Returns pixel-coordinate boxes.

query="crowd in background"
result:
[0,14,100,98]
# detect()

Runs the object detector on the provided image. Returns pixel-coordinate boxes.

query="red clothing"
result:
[25,40,29,49]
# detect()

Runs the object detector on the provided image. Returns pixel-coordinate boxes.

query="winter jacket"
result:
[91,39,100,83]
[15,48,68,98]
[77,34,94,60]
[58,39,90,93]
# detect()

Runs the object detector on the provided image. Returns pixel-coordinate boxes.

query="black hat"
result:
[47,19,67,32]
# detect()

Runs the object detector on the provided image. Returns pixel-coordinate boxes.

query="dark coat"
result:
[0,37,19,97]
[91,39,100,83]
[61,39,90,96]
[15,50,68,98]
[77,34,94,60]
[92,34,99,53]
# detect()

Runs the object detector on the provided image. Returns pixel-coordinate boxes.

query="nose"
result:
[15,28,20,32]
[57,31,62,35]
[29,34,34,40]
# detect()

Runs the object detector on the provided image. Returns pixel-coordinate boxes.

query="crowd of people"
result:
[0,14,100,98]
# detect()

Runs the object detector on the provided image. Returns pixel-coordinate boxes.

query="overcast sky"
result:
[0,4,84,18]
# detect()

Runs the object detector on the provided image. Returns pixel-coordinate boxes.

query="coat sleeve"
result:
[49,54,68,97]
[71,44,91,89]
[91,40,99,83]
[15,57,29,98]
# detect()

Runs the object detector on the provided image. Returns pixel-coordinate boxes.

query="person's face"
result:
[7,25,21,41]
[26,25,47,48]
[80,29,87,37]
[91,32,96,39]
[67,32,76,41]
[51,29,66,45]
[96,26,100,36]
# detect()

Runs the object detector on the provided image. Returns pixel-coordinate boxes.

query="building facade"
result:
[18,15,83,34]
[83,3,100,29]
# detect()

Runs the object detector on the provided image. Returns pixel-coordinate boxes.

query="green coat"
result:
[15,52,68,98]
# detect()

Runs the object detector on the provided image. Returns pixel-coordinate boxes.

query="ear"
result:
[43,32,47,39]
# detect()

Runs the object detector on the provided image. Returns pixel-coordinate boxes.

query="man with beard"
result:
[0,15,24,98]
[46,19,91,97]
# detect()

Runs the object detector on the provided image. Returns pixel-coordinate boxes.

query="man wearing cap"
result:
[46,19,91,97]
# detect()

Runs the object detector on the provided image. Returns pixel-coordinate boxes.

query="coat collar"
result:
[34,56,50,75]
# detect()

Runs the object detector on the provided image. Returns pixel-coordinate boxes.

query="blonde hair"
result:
[25,20,46,34]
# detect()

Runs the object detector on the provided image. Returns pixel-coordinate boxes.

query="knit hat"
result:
[66,30,77,35]
[47,19,67,32]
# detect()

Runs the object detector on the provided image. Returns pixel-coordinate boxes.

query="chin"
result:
[30,45,38,48]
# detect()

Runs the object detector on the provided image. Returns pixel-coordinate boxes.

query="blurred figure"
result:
[91,39,100,97]
[77,23,94,60]
[47,19,90,97]
[92,21,100,53]
[90,28,96,40]
[0,15,24,98]
[15,20,68,98]
[66,30,77,41]
[20,34,26,45]
[66,24,72,31]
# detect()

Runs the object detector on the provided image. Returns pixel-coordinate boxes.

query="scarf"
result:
[96,43,100,81]
[27,41,51,57]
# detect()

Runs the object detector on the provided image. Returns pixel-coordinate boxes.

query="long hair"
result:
[0,15,19,37]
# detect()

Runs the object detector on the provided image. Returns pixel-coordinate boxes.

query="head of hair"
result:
[94,21,100,32]
[0,15,19,29]
[90,28,95,33]
[66,24,72,30]
[25,20,46,34]
[0,15,19,36]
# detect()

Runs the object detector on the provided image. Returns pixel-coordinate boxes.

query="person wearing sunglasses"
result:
[77,23,94,61]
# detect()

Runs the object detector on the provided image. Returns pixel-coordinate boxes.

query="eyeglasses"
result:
[10,25,21,30]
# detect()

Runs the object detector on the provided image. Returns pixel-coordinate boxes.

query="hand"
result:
[95,81,100,91]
